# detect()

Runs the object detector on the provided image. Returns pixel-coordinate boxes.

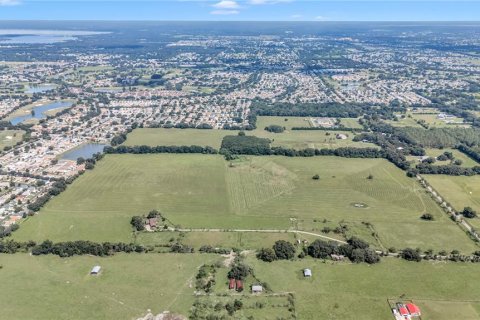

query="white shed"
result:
[303,268,312,277]
[90,265,101,275]
[251,285,263,293]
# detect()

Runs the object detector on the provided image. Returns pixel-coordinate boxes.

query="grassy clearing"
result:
[340,117,363,129]
[388,112,469,129]
[0,129,24,149]
[124,128,228,149]
[125,117,377,150]
[15,154,476,252]
[423,174,480,230]
[247,256,480,320]
[137,231,296,250]
[0,253,218,320]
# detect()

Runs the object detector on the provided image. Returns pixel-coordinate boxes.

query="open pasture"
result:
[124,116,375,150]
[14,154,475,252]
[0,129,24,149]
[248,257,480,320]
[0,253,218,320]
[423,174,480,230]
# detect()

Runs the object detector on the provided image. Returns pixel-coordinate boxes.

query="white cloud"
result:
[212,0,240,9]
[315,15,329,21]
[210,9,240,15]
[0,0,20,6]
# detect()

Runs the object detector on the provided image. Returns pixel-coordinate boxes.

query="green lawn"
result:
[0,253,218,320]
[15,154,476,252]
[0,129,24,149]
[247,256,480,320]
[423,174,480,230]
[123,128,228,149]
[124,116,376,150]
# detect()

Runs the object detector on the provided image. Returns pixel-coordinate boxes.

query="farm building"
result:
[235,280,243,291]
[405,303,421,316]
[336,133,348,140]
[228,278,235,290]
[251,285,263,293]
[90,266,101,275]
[303,268,312,277]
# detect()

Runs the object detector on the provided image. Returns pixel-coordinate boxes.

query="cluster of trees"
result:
[264,125,285,133]
[111,133,127,146]
[457,144,480,163]
[0,224,19,239]
[199,245,231,255]
[415,163,480,176]
[220,134,271,155]
[251,101,395,119]
[105,145,218,155]
[306,237,381,264]
[399,127,480,149]
[30,240,145,257]
[170,242,194,253]
[256,240,296,262]
[27,178,75,212]
[461,207,477,219]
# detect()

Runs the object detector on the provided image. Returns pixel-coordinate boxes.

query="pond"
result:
[10,101,73,125]
[61,143,108,161]
[25,84,57,94]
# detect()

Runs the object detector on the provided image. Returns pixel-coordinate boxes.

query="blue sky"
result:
[0,1,479,21]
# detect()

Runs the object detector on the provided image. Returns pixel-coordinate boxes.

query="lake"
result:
[0,29,109,44]
[25,84,57,94]
[10,101,73,125]
[61,143,108,161]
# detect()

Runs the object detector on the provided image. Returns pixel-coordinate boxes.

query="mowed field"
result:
[15,154,476,252]
[0,129,24,149]
[424,174,480,230]
[0,253,218,320]
[123,117,376,150]
[407,148,480,168]
[248,257,480,320]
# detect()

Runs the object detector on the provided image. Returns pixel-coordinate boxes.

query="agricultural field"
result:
[15,154,476,252]
[124,117,376,150]
[0,253,218,320]
[248,257,480,320]
[123,128,228,149]
[0,129,24,149]
[388,112,469,129]
[423,174,480,230]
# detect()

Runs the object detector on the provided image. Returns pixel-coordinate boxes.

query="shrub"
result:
[420,213,434,221]
[273,240,296,260]
[400,248,422,262]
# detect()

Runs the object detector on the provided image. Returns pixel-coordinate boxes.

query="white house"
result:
[251,285,263,293]
[303,268,312,277]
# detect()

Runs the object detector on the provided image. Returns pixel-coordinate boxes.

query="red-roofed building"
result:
[406,303,421,316]
[229,278,235,290]
[398,306,409,317]
[236,280,243,291]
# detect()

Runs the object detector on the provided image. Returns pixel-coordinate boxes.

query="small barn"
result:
[90,265,101,275]
[229,278,235,290]
[251,285,263,293]
[303,268,312,277]
[236,280,243,291]
[406,303,421,316]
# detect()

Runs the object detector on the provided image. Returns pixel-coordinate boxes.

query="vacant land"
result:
[15,154,475,252]
[0,253,218,320]
[424,175,480,230]
[388,112,469,129]
[123,128,228,149]
[124,118,376,150]
[248,257,480,320]
[0,129,24,149]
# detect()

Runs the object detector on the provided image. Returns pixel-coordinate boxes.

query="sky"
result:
[0,0,480,21]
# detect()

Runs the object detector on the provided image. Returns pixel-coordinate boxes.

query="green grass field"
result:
[247,257,480,320]
[0,129,24,149]
[407,148,480,168]
[387,113,469,129]
[0,253,218,320]
[15,154,476,252]
[423,174,480,230]
[124,116,376,150]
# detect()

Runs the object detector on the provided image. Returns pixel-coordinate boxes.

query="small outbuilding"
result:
[303,268,312,277]
[406,303,421,316]
[90,265,101,275]
[229,278,235,290]
[251,285,263,293]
